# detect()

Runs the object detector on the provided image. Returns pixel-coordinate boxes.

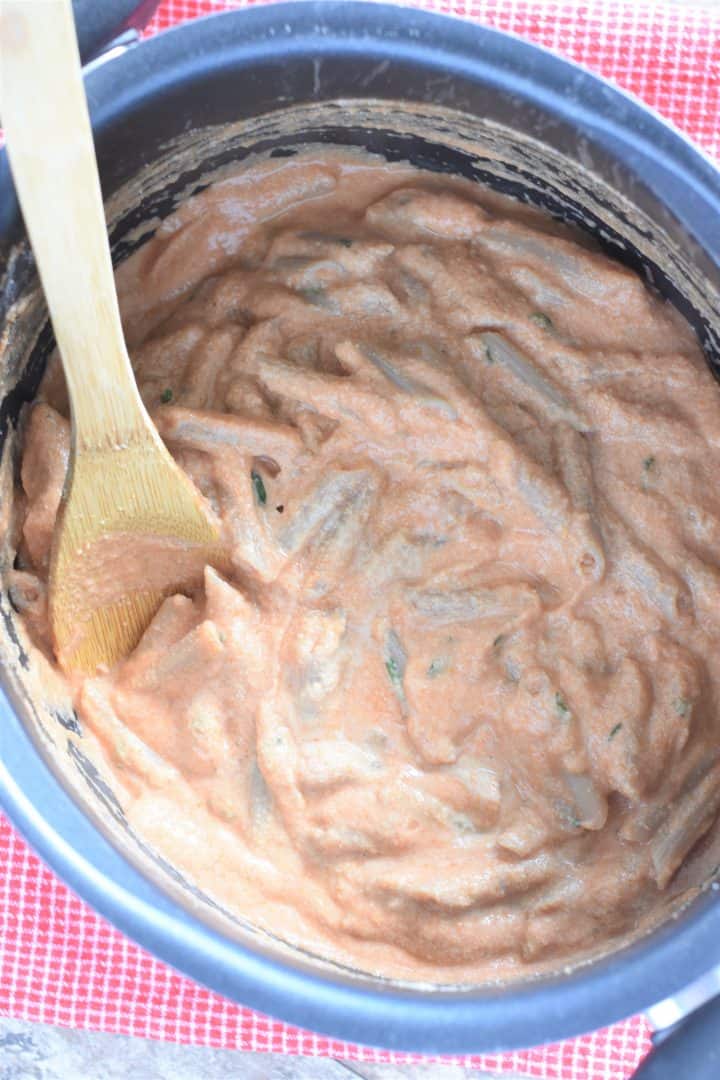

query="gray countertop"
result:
[0,1017,530,1080]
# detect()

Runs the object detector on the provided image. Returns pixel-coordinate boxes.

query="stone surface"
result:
[0,1017,530,1079]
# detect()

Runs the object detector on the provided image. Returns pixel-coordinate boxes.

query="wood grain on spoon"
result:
[0,0,223,672]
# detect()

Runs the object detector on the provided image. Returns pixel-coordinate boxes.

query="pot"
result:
[1,2,720,1073]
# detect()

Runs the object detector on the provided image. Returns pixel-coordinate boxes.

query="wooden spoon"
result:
[0,0,223,672]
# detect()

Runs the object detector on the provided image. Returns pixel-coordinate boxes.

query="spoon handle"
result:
[0,0,144,449]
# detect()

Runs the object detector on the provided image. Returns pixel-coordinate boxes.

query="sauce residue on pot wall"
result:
[7,151,720,982]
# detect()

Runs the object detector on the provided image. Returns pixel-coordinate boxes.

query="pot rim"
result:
[1,1,720,1054]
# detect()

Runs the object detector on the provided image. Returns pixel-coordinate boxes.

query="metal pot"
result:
[1,3,720,1073]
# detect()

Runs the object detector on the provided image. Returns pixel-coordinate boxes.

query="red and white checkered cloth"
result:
[2,1,719,1076]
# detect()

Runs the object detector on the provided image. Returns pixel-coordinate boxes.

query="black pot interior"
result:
[1,89,720,998]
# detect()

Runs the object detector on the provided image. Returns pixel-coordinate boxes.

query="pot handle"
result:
[72,0,161,65]
[633,995,720,1079]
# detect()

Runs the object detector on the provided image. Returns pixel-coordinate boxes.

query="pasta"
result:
[8,151,720,983]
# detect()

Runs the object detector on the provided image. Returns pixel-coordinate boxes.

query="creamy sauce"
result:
[9,152,720,982]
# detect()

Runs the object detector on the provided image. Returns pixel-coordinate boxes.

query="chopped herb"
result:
[493,634,505,649]
[385,657,402,686]
[251,470,267,505]
[299,232,352,248]
[160,388,173,404]
[608,722,623,740]
[642,456,656,491]
[555,691,570,716]
[530,311,553,330]
[427,658,445,678]
[276,504,285,514]
[556,799,582,830]
[674,697,691,718]
[485,343,496,364]
[299,286,328,307]
[385,630,407,698]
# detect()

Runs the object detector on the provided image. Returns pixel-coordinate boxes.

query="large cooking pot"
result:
[1,3,720,1075]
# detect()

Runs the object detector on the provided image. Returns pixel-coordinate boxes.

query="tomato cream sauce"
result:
[9,152,720,982]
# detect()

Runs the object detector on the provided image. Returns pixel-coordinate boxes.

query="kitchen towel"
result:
[2,1,719,1077]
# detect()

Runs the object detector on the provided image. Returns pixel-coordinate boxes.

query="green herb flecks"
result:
[530,311,553,330]
[299,286,330,308]
[160,388,173,404]
[427,658,446,678]
[555,691,570,717]
[485,343,496,364]
[493,634,505,649]
[251,470,267,505]
[674,697,691,718]
[299,232,353,249]
[642,455,657,491]
[556,799,582,830]
[386,657,402,686]
[385,630,407,700]
[608,722,623,741]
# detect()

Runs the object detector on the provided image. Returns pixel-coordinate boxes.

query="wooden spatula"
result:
[0,0,223,672]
